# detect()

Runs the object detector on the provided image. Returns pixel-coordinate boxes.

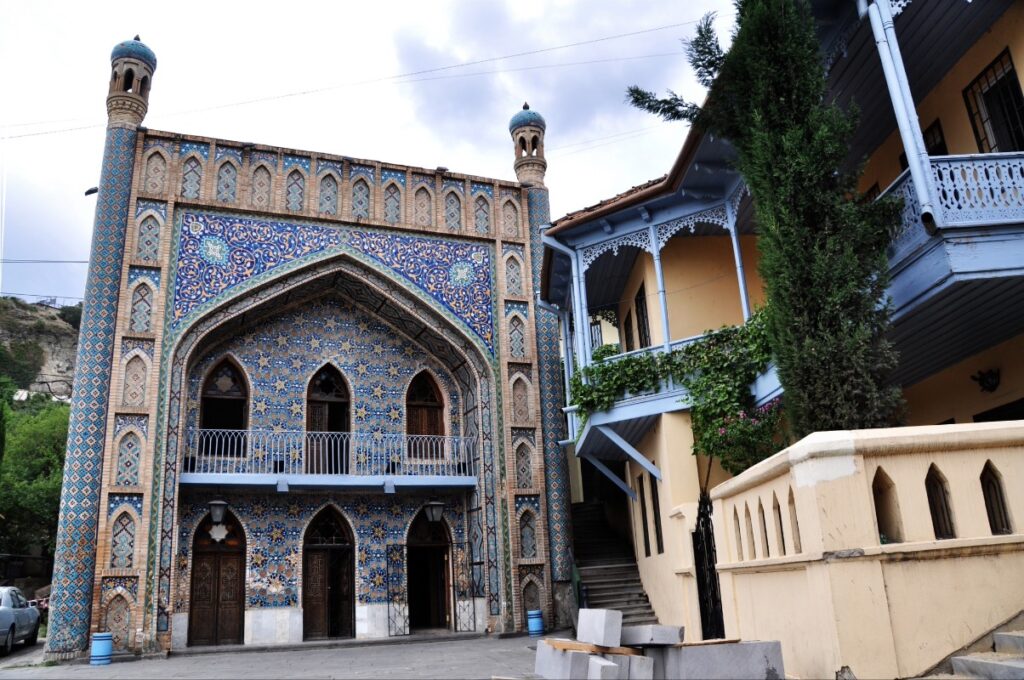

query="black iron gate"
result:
[692,492,725,640]
[386,541,476,636]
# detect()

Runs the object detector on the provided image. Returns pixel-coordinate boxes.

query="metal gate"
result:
[692,492,725,640]
[386,541,477,636]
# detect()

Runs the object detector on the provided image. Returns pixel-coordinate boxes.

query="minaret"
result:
[509,103,547,187]
[511,103,574,627]
[45,37,155,660]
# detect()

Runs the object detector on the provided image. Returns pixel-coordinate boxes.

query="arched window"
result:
[122,356,147,407]
[872,467,904,543]
[110,512,135,568]
[351,179,370,219]
[509,316,527,358]
[306,365,350,474]
[515,443,533,489]
[506,257,524,296]
[512,378,529,423]
[319,175,338,215]
[201,360,248,431]
[407,372,444,457]
[129,284,153,333]
[502,201,520,237]
[474,195,490,233]
[414,187,433,227]
[733,507,744,561]
[180,156,202,200]
[216,162,237,202]
[520,512,537,558]
[384,183,402,223]
[116,432,141,486]
[103,594,132,650]
[143,153,166,194]
[136,216,160,262]
[926,464,956,540]
[123,68,135,93]
[251,165,272,209]
[286,171,305,211]
[522,580,541,624]
[444,192,462,230]
[981,461,1012,535]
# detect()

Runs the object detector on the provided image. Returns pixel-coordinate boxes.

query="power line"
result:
[2,19,697,139]
[1,259,88,264]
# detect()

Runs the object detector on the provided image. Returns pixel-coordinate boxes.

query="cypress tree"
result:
[628,0,902,437]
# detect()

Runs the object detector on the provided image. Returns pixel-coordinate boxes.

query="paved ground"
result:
[0,634,538,679]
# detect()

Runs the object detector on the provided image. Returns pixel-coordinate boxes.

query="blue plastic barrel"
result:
[90,632,113,665]
[527,609,544,638]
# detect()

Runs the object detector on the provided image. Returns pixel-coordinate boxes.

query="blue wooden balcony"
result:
[883,152,1024,385]
[179,429,477,492]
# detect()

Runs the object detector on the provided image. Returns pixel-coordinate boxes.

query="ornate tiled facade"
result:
[47,38,571,658]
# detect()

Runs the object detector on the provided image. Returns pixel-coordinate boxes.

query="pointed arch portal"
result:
[188,510,245,646]
[407,508,452,630]
[303,507,355,640]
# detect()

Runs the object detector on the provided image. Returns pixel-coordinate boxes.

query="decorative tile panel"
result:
[108,493,144,518]
[381,169,406,187]
[251,151,278,168]
[215,146,243,164]
[170,211,495,352]
[101,576,139,602]
[412,174,433,188]
[283,154,311,173]
[114,414,149,438]
[443,179,464,195]
[128,266,161,289]
[471,183,494,198]
[135,200,167,220]
[515,495,541,515]
[350,165,375,182]
[316,159,344,177]
[120,338,154,360]
[179,142,210,160]
[505,301,528,318]
[510,428,535,447]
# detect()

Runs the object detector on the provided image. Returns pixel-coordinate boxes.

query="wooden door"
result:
[188,554,218,646]
[335,548,354,638]
[188,551,244,646]
[216,553,244,644]
[303,548,329,640]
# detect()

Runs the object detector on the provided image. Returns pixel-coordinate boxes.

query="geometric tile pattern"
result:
[318,175,338,216]
[384,184,401,224]
[100,575,139,602]
[527,187,572,581]
[114,414,149,438]
[505,301,529,318]
[514,495,541,515]
[283,155,310,173]
[519,511,537,558]
[136,216,161,262]
[286,171,304,212]
[515,443,533,489]
[135,199,166,221]
[122,356,147,407]
[474,196,490,234]
[45,126,136,657]
[445,193,462,231]
[215,162,237,203]
[381,169,406,187]
[471,183,494,199]
[180,157,202,200]
[506,256,524,296]
[128,266,161,289]
[114,433,141,486]
[175,492,465,608]
[129,285,153,333]
[503,201,520,238]
[251,166,272,210]
[352,179,371,219]
[120,338,154,360]
[108,492,144,517]
[110,512,135,568]
[170,210,495,352]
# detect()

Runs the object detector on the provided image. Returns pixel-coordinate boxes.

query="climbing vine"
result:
[570,308,783,475]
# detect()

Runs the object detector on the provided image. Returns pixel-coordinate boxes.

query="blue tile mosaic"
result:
[45,126,137,657]
[135,199,166,220]
[114,414,149,438]
[283,154,311,173]
[514,495,541,515]
[505,301,529,319]
[381,169,406,187]
[317,159,344,177]
[120,337,154,360]
[179,141,210,160]
[108,493,144,518]
[251,151,278,168]
[100,576,138,603]
[443,179,464,195]
[503,243,525,257]
[412,174,433,188]
[350,164,375,182]
[143,138,174,154]
[471,183,494,198]
[215,146,243,164]
[128,265,161,289]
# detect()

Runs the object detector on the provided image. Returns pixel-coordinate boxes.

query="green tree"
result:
[628,0,902,438]
[0,340,44,389]
[0,402,68,555]
[58,303,83,331]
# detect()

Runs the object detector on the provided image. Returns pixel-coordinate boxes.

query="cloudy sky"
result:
[0,0,732,304]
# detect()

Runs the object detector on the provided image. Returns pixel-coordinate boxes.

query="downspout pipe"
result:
[542,230,591,370]
[724,198,752,321]
[861,0,940,233]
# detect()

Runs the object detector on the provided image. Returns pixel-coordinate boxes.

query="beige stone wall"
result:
[858,3,1024,193]
[711,423,1024,678]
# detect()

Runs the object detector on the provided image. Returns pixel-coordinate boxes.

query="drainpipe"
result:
[648,224,673,352]
[862,0,940,233]
[543,230,591,369]
[724,199,752,321]
[573,250,595,364]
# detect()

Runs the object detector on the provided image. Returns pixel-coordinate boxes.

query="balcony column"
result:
[725,199,752,321]
[862,0,942,231]
[573,250,595,366]
[542,230,592,370]
[648,224,672,351]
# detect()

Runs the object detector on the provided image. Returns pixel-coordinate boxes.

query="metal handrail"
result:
[183,429,476,477]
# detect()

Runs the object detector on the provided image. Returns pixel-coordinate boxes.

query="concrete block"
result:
[535,639,592,679]
[600,654,630,680]
[588,656,619,680]
[661,640,784,679]
[577,609,623,648]
[628,654,655,680]
[620,625,683,647]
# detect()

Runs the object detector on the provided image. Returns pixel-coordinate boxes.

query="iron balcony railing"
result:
[183,429,476,477]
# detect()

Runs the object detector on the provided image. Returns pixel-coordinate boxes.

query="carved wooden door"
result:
[188,553,218,646]
[335,548,354,638]
[303,549,329,640]
[188,551,244,646]
[216,553,244,644]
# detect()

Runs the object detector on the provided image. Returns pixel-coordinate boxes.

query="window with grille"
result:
[635,284,652,348]
[589,320,603,349]
[964,49,1024,153]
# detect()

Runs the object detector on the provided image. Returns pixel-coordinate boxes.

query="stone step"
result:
[581,587,649,599]
[577,559,638,569]
[951,652,1024,679]
[995,632,1024,655]
[577,565,641,575]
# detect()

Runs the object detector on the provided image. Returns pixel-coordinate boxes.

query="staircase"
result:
[572,502,659,626]
[948,631,1024,678]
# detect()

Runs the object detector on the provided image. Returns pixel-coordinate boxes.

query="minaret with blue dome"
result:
[45,37,155,659]
[511,102,575,625]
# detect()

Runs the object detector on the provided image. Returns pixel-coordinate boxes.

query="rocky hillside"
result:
[0,297,78,397]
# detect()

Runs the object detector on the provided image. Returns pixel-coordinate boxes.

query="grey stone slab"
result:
[627,654,654,680]
[577,609,623,648]
[600,654,631,680]
[619,626,683,647]
[535,639,592,679]
[995,631,1024,655]
[661,641,784,680]
[952,652,1024,680]
[587,656,619,680]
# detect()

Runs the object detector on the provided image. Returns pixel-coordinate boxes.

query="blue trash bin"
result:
[527,609,544,638]
[90,632,113,665]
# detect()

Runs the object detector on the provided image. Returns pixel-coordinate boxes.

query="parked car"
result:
[0,587,40,655]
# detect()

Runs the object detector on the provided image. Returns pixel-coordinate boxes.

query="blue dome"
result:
[111,38,157,70]
[509,103,545,132]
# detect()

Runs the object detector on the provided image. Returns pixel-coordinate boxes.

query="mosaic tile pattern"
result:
[101,576,139,603]
[283,154,311,173]
[443,179,464,195]
[528,187,572,581]
[170,210,495,351]
[350,164,375,181]
[471,183,494,198]
[135,199,166,220]
[114,434,141,486]
[505,301,528,318]
[286,171,305,212]
[515,495,541,515]
[176,492,465,608]
[114,414,149,438]
[142,153,167,193]
[251,151,278,168]
[180,141,210,160]
[180,157,202,199]
[120,337,154,360]
[184,297,460,437]
[46,126,136,657]
[381,169,406,187]
[317,159,344,177]
[108,493,144,517]
[128,266,161,289]
[215,146,243,164]
[412,174,433,188]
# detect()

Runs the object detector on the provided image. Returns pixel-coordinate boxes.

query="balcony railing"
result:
[183,429,476,478]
